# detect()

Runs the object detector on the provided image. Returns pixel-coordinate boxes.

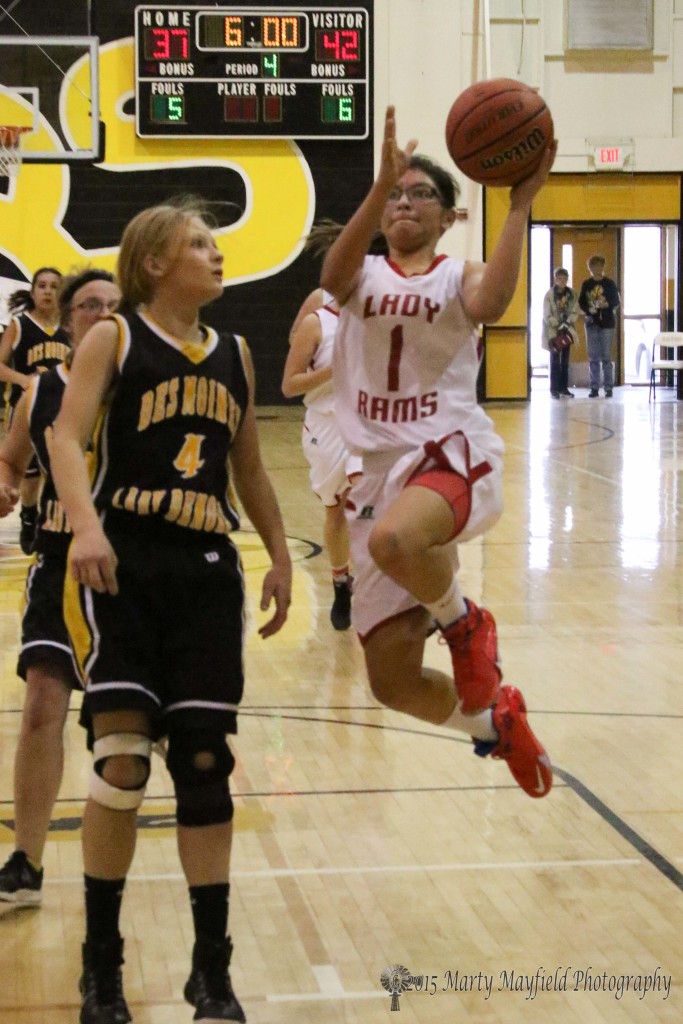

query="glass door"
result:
[623,226,664,385]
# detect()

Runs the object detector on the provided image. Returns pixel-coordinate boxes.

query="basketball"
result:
[445,78,554,187]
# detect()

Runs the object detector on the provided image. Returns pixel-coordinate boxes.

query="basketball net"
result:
[0,126,30,178]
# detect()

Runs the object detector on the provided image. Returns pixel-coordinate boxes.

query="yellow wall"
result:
[485,329,529,398]
[483,188,530,399]
[532,174,681,222]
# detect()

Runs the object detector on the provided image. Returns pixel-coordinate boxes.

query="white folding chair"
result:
[649,332,683,401]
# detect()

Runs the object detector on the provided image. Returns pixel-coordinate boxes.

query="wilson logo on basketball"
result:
[481,126,548,170]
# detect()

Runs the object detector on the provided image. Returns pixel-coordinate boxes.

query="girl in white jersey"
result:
[321,106,557,799]
[282,288,359,629]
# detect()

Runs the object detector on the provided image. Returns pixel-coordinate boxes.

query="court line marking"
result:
[268,987,384,1003]
[2,715,680,892]
[555,767,683,891]
[312,964,345,995]
[2,703,682,720]
[38,856,643,887]
[236,712,683,893]
[283,964,384,1004]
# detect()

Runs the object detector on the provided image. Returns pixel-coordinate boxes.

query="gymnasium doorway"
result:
[530,222,678,390]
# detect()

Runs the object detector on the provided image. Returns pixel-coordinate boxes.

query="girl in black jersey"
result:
[0,269,120,911]
[0,267,69,553]
[52,200,292,1024]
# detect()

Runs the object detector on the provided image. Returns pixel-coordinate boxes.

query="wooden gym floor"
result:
[0,386,681,1023]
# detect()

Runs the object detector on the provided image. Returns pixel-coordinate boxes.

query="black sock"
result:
[189,882,229,944]
[84,875,126,944]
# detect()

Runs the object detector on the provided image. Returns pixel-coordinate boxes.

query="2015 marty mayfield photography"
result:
[401,965,671,1002]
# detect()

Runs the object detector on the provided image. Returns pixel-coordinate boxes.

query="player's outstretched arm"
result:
[321,106,417,304]
[282,313,331,398]
[461,140,557,325]
[288,288,324,345]
[52,321,120,595]
[231,344,292,638]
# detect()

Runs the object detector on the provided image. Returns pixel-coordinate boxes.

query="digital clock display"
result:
[134,4,372,140]
[198,13,307,52]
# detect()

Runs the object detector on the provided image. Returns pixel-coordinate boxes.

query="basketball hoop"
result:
[0,126,30,178]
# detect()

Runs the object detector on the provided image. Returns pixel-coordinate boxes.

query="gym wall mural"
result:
[0,0,374,402]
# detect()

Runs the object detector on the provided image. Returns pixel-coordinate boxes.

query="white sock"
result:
[424,577,467,629]
[441,705,497,741]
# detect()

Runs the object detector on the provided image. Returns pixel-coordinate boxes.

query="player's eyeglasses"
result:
[73,298,119,314]
[386,185,442,204]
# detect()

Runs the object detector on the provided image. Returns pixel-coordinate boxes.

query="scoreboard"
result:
[134,5,372,139]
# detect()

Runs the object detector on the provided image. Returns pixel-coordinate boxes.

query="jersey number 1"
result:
[387,325,403,392]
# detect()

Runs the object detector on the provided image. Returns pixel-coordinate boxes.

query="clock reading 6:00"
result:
[200,14,307,50]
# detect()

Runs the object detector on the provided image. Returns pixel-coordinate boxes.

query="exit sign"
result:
[592,145,630,170]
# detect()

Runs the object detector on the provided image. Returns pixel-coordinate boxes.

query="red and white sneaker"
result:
[476,685,552,798]
[440,599,502,714]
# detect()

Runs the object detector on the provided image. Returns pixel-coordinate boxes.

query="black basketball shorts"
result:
[64,530,245,734]
[18,553,80,687]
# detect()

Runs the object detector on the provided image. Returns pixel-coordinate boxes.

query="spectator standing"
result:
[542,268,579,398]
[578,255,620,398]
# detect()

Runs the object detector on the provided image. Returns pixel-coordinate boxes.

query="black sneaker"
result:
[330,577,352,631]
[184,936,246,1022]
[550,391,560,399]
[588,389,599,398]
[559,390,574,398]
[79,938,131,1024]
[605,389,613,398]
[0,850,43,906]
[19,505,37,555]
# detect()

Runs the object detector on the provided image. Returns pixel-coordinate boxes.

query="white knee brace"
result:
[90,732,152,810]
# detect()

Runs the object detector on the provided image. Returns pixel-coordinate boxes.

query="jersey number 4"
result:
[173,433,206,479]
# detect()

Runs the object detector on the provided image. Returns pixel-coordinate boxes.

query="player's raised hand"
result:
[378,106,419,188]
[510,138,558,207]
